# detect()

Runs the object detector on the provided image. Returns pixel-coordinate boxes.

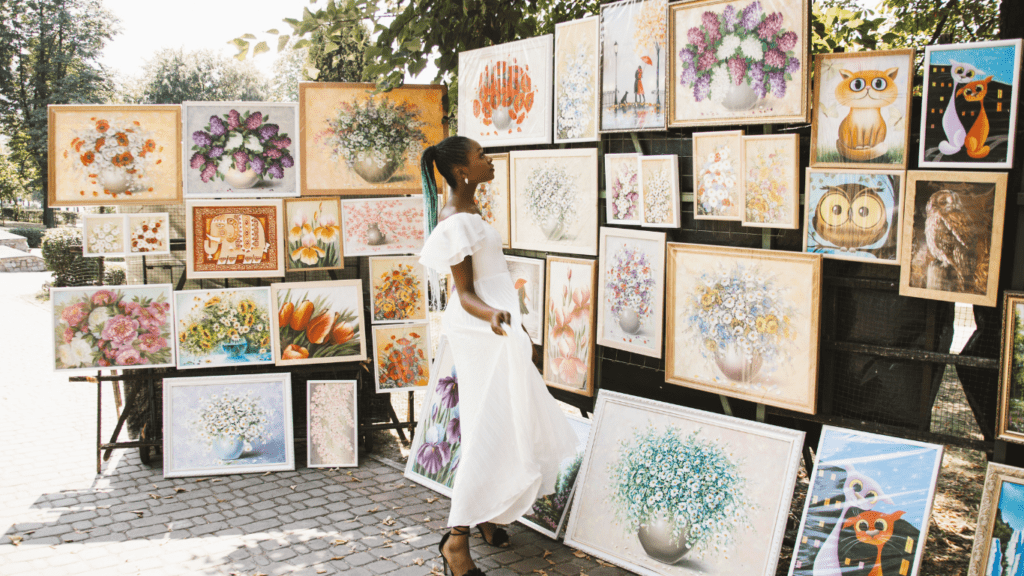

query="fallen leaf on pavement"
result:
[426,497,439,504]
[330,555,345,560]
[532,570,547,576]
[596,560,615,567]
[369,506,380,513]
[289,485,297,490]
[350,477,361,483]
[414,558,425,566]
[262,471,271,476]
[130,510,145,518]
[542,549,552,558]
[174,487,187,493]
[572,550,589,559]
[332,539,348,545]
[148,493,160,499]
[382,516,395,526]
[316,570,326,574]
[211,479,223,483]
[9,535,22,546]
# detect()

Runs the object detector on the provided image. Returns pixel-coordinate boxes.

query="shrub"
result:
[55,211,81,226]
[41,227,99,287]
[104,262,127,285]
[8,227,44,248]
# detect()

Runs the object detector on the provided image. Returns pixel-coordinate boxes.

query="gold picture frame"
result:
[185,199,285,279]
[967,462,1024,575]
[544,255,597,397]
[998,291,1024,444]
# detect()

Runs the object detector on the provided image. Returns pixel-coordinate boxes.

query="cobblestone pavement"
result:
[0,273,628,576]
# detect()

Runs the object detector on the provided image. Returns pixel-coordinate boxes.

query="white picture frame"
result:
[306,380,358,468]
[604,153,642,225]
[638,154,680,228]
[596,227,666,358]
[554,16,601,143]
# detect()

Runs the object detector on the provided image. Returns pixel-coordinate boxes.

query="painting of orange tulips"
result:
[544,256,597,396]
[284,198,343,271]
[369,256,428,324]
[373,323,431,394]
[270,280,366,367]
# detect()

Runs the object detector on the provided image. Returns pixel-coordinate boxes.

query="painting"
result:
[510,148,599,256]
[968,463,1024,576]
[173,287,275,370]
[919,39,1022,170]
[51,285,175,372]
[340,197,425,257]
[306,380,358,468]
[506,256,546,345]
[519,414,592,539]
[788,426,943,576]
[665,243,821,414]
[899,170,1007,307]
[182,102,299,198]
[997,292,1024,445]
[404,335,460,496]
[810,50,915,169]
[544,256,597,397]
[127,213,171,256]
[604,153,642,225]
[804,168,905,264]
[555,16,600,143]
[283,197,343,271]
[369,256,429,324]
[270,280,366,366]
[667,0,810,128]
[373,322,431,394]
[162,372,295,478]
[597,227,666,358]
[565,390,804,576]
[48,105,182,207]
[477,153,511,247]
[600,0,668,132]
[741,133,799,229]
[299,82,447,195]
[639,155,681,228]
[185,199,285,279]
[82,214,127,257]
[693,130,744,220]
[458,35,554,147]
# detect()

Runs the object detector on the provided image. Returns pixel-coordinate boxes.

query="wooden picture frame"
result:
[510,148,599,256]
[306,380,359,468]
[741,133,800,229]
[283,197,344,272]
[555,16,601,143]
[599,0,668,133]
[369,255,429,324]
[373,322,432,394]
[604,153,642,225]
[967,462,1024,576]
[998,292,1024,444]
[692,130,744,221]
[639,154,681,228]
[185,199,285,279]
[596,227,666,358]
[270,280,367,367]
[543,256,597,396]
[478,153,511,248]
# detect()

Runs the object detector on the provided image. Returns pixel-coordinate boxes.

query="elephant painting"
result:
[204,213,270,265]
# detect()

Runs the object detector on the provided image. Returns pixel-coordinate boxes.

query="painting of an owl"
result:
[813,184,889,249]
[805,170,902,263]
[921,187,994,294]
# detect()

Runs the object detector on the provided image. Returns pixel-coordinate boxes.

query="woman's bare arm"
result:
[451,255,511,336]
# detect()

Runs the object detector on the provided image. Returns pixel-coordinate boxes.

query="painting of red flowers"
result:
[270,280,366,367]
[373,322,431,394]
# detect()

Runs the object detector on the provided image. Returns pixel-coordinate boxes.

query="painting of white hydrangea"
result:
[605,153,641,224]
[639,155,680,228]
[597,227,666,358]
[510,148,599,255]
[693,131,743,220]
[82,214,126,257]
[555,17,600,143]
[307,380,358,468]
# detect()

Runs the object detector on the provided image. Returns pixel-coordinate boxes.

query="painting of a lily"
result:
[544,256,597,396]
[284,198,343,271]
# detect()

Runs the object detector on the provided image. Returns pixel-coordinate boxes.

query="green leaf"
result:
[306,66,321,80]
[277,35,290,52]
[230,38,249,49]
[253,41,270,57]
[293,38,311,49]
[266,28,280,35]
[241,33,257,40]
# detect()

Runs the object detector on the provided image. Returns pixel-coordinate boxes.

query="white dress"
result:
[419,212,578,527]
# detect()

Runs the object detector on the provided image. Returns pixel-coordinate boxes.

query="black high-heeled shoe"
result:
[438,527,485,576]
[476,522,510,547]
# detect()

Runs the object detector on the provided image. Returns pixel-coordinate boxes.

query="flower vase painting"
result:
[173,287,276,370]
[506,256,546,345]
[162,373,295,478]
[478,153,511,247]
[555,16,600,143]
[510,148,599,256]
[306,380,358,468]
[544,256,597,397]
[182,102,299,197]
[82,214,127,257]
[599,0,668,132]
[668,0,810,128]
[518,414,592,539]
[299,82,447,195]
[185,199,285,279]
[564,390,804,576]
[51,285,175,372]
[48,105,181,207]
[340,197,425,257]
[370,256,428,324]
[665,244,822,414]
[788,426,943,576]
[639,155,681,228]
[741,133,799,229]
[404,336,461,496]
[596,227,666,358]
[270,280,366,367]
[283,198,343,271]
[604,153,641,225]
[373,322,431,394]
[692,130,744,220]
[967,463,1024,576]
[804,169,905,264]
[127,213,170,255]
[459,36,554,147]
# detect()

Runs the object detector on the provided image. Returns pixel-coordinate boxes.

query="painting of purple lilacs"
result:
[306,380,358,468]
[404,336,461,496]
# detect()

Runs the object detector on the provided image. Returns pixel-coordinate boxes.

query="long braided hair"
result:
[420,136,472,236]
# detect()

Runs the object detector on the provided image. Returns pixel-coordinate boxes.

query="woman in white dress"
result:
[418,136,578,576]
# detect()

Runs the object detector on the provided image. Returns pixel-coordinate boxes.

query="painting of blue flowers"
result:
[564,390,804,576]
[968,463,1024,576]
[555,16,600,143]
[404,336,461,496]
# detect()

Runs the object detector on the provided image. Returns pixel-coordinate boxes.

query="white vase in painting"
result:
[211,434,244,460]
[713,341,763,382]
[636,510,693,564]
[224,167,260,189]
[97,169,130,195]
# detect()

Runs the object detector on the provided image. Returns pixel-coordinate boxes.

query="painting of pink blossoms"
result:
[307,380,358,468]
[340,197,425,257]
[404,336,461,496]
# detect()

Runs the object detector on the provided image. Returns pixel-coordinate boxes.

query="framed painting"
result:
[639,154,681,228]
[565,390,804,576]
[544,256,597,397]
[477,153,511,248]
[369,255,429,324]
[81,214,127,257]
[810,49,915,169]
[184,199,285,279]
[741,133,800,229]
[162,372,295,478]
[48,105,182,207]
[899,170,1007,306]
[518,414,592,539]
[599,0,668,132]
[919,39,1022,170]
[307,380,358,468]
[173,287,276,370]
[404,335,460,496]
[299,82,447,195]
[506,255,546,345]
[667,0,811,128]
[693,130,744,220]
[788,426,943,576]
[182,102,299,198]
[968,463,1024,576]
[373,322,431,394]
[555,16,600,143]
[510,148,599,256]
[458,35,554,147]
[340,197,425,257]
[665,243,821,414]
[51,285,175,373]
[127,213,171,256]
[804,168,905,264]
[283,197,343,272]
[998,292,1024,444]
[604,153,641,225]
[596,227,666,358]
[270,280,366,366]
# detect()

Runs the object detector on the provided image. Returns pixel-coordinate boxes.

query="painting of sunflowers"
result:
[373,322,431,394]
[270,280,366,366]
[173,287,275,370]
[284,198,343,271]
[369,256,428,324]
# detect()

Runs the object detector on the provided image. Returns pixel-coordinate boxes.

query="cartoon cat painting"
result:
[835,68,900,161]
[938,60,984,156]
[959,75,995,159]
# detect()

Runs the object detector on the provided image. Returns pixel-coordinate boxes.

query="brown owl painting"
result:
[804,169,903,263]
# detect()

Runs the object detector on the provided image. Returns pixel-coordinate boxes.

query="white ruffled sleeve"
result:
[418,213,489,272]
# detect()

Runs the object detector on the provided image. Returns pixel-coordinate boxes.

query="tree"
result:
[0,150,31,205]
[137,48,269,104]
[632,0,667,105]
[268,45,309,103]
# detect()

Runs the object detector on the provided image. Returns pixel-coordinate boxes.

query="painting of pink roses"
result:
[340,197,425,257]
